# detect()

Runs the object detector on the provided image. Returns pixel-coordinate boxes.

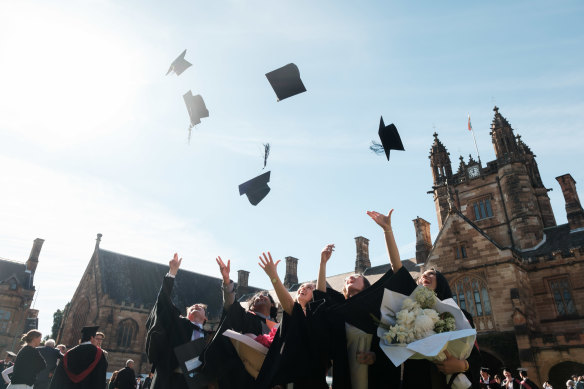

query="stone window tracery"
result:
[451,276,494,331]
[548,277,577,316]
[0,309,11,333]
[117,318,138,348]
[472,197,493,220]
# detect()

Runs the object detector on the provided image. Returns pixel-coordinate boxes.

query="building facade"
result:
[423,107,584,388]
[0,239,43,356]
[57,234,260,374]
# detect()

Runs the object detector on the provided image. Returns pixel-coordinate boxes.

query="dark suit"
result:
[114,366,136,389]
[0,360,13,389]
[146,275,199,389]
[35,346,62,389]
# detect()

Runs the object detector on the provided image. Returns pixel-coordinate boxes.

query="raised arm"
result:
[316,244,335,292]
[366,209,402,272]
[216,256,234,311]
[258,252,294,316]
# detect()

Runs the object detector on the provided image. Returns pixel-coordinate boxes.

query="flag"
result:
[468,114,472,131]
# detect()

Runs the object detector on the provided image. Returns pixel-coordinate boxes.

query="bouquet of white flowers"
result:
[376,286,476,389]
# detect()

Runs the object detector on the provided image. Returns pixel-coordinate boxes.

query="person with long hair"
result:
[5,330,46,389]
[255,250,329,388]
[107,371,119,389]
[315,230,417,389]
[367,209,482,388]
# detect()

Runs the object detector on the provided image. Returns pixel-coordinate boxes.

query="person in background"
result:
[518,369,539,389]
[35,339,62,389]
[542,381,552,389]
[0,352,15,389]
[56,345,67,355]
[108,371,119,389]
[480,367,496,389]
[576,376,584,389]
[501,367,521,389]
[114,360,136,389]
[567,380,576,389]
[136,375,143,389]
[3,329,46,388]
[142,372,153,389]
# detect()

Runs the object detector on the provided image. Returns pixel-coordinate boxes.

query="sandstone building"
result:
[274,107,583,389]
[0,238,43,356]
[56,234,260,375]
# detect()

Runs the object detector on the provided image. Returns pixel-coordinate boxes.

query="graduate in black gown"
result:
[255,250,331,389]
[200,257,276,389]
[145,254,209,389]
[367,209,482,389]
[49,325,107,389]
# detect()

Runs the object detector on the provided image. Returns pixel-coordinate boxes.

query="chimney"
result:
[283,256,298,289]
[26,238,44,273]
[354,236,371,273]
[556,174,584,231]
[95,233,102,250]
[413,217,432,264]
[237,270,249,288]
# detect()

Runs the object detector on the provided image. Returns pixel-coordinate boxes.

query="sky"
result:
[0,0,583,338]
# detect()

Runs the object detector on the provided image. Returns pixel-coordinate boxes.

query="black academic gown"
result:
[114,366,137,389]
[48,343,107,389]
[255,300,329,389]
[200,301,270,389]
[315,266,418,389]
[521,378,540,389]
[35,346,62,389]
[0,360,13,389]
[145,275,199,389]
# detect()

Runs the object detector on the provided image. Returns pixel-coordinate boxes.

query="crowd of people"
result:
[2,209,582,388]
[0,330,152,389]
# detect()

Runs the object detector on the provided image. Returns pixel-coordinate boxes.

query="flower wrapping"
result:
[376,286,477,389]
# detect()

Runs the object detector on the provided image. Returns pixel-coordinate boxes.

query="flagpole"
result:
[468,114,481,164]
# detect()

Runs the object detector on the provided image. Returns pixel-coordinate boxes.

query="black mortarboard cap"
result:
[265,63,307,101]
[378,116,404,161]
[166,49,192,76]
[81,325,99,339]
[481,367,490,373]
[6,351,16,357]
[239,171,271,206]
[517,368,528,373]
[183,91,209,128]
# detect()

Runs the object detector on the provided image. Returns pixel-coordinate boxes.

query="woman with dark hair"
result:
[107,371,119,389]
[5,330,46,389]
[255,250,329,388]
[501,368,521,389]
[315,233,417,389]
[368,209,482,389]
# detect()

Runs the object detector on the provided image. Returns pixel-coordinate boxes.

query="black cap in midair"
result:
[378,116,404,161]
[183,91,209,129]
[166,49,192,76]
[265,63,307,101]
[239,171,271,206]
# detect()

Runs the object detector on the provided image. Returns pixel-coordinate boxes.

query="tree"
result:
[50,302,69,340]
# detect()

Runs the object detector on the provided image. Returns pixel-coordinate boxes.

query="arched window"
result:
[116,319,138,348]
[451,276,494,331]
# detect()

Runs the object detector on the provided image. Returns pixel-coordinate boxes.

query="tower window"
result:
[548,277,577,316]
[452,276,492,317]
[0,309,11,333]
[472,198,493,220]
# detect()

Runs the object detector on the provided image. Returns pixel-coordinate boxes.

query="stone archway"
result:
[548,361,584,389]
[480,350,505,377]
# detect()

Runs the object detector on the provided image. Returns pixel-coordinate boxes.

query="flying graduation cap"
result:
[265,63,307,101]
[377,116,404,161]
[239,171,271,206]
[183,91,209,143]
[166,49,192,76]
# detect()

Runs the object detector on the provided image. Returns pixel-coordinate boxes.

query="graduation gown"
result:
[145,275,199,389]
[314,266,418,389]
[255,300,329,389]
[521,378,540,389]
[48,344,107,389]
[200,301,270,389]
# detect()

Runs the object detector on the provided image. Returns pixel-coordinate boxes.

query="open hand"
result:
[216,256,230,283]
[169,253,182,276]
[258,252,281,280]
[321,244,335,264]
[366,209,394,232]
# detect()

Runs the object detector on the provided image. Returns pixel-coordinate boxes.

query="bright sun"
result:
[0,2,143,149]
